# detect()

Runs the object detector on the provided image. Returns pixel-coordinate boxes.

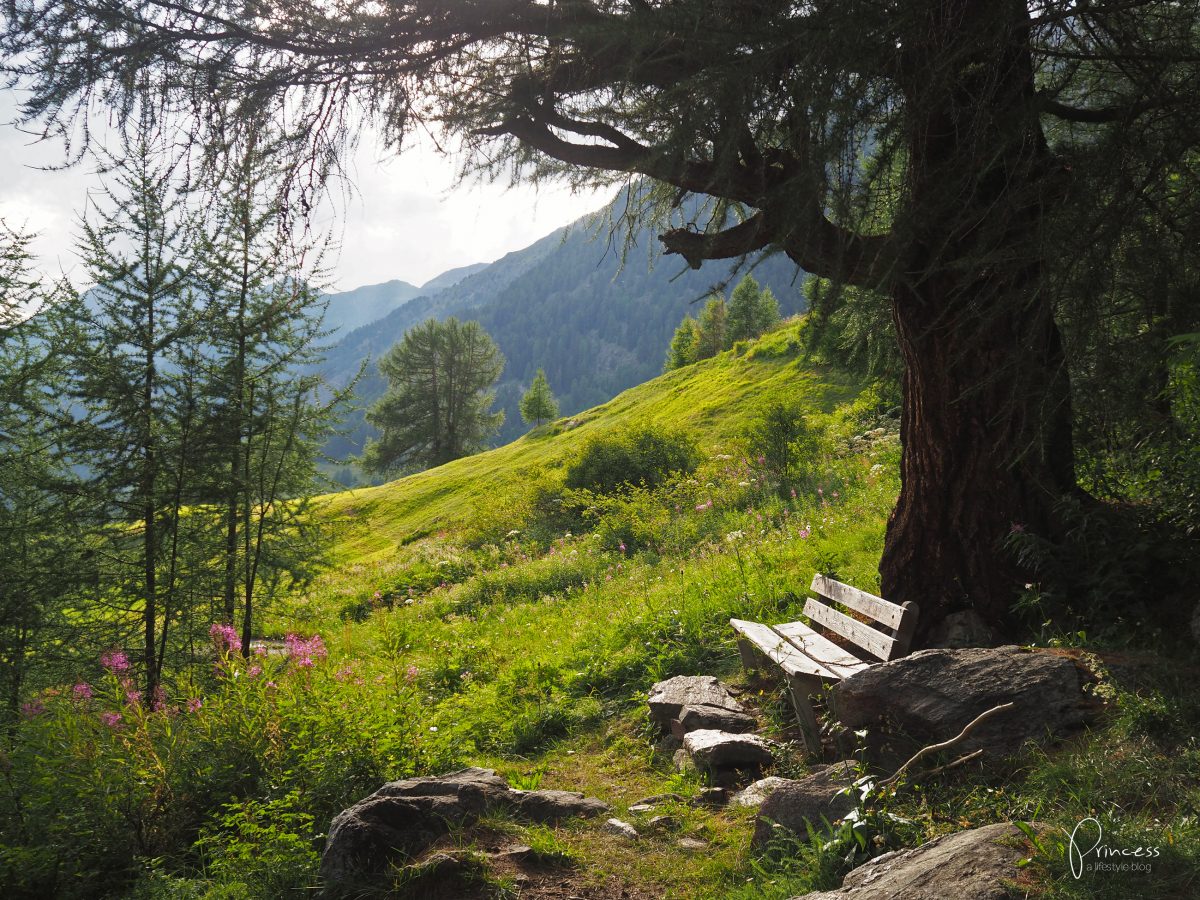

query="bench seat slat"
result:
[729,618,839,680]
[802,597,898,661]
[773,621,871,680]
[811,573,907,630]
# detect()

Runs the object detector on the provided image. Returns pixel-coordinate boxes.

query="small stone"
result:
[648,675,747,733]
[633,792,685,807]
[678,703,756,734]
[683,729,774,769]
[690,787,729,807]
[627,803,655,813]
[677,838,708,851]
[732,776,790,808]
[603,818,639,840]
[752,761,858,848]
[492,844,534,862]
[647,815,679,830]
[514,789,609,823]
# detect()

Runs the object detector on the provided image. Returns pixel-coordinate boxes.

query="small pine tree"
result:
[695,296,727,360]
[520,367,558,426]
[664,315,700,371]
[727,275,782,345]
[726,275,762,345]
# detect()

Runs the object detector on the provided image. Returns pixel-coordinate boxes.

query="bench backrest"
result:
[803,573,918,662]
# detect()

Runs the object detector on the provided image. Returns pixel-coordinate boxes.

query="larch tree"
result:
[664,315,700,372]
[6,0,1200,643]
[726,275,780,345]
[195,128,340,656]
[520,367,559,427]
[364,317,505,474]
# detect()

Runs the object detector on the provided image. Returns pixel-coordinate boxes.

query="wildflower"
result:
[790,487,797,499]
[72,682,93,701]
[1010,522,1026,533]
[100,650,130,674]
[19,700,45,719]
[373,590,382,601]
[618,542,627,554]
[100,711,123,728]
[405,664,419,682]
[284,633,327,667]
[125,687,142,707]
[725,530,744,543]
[209,622,239,653]
[798,527,811,540]
[186,698,202,713]
[247,665,262,678]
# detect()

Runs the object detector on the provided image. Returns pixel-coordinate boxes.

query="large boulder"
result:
[648,675,753,735]
[790,822,1037,900]
[682,729,774,770]
[320,768,608,894]
[752,761,858,847]
[832,646,1090,764]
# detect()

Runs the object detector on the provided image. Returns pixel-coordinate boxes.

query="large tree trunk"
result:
[880,0,1076,646]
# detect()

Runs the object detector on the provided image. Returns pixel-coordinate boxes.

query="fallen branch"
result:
[879,701,1015,789]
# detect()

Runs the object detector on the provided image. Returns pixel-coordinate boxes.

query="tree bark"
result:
[880,0,1076,646]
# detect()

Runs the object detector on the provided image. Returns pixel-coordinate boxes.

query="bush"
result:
[743,400,819,491]
[564,426,699,495]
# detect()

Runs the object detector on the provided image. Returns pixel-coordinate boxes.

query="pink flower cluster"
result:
[285,633,327,668]
[209,622,239,653]
[72,682,93,701]
[100,650,130,674]
[695,499,714,512]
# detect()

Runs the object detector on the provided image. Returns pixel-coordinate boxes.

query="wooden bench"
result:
[730,574,919,754]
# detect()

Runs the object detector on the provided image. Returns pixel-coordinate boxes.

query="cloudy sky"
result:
[0,91,614,293]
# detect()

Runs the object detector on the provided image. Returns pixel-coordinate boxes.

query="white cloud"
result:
[0,91,613,291]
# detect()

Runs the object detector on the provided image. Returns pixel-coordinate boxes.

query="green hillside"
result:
[8,319,1197,900]
[316,320,856,565]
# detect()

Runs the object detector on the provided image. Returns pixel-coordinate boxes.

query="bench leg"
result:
[736,637,760,672]
[786,673,823,757]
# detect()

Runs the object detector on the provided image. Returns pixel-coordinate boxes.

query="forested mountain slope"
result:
[320,196,808,459]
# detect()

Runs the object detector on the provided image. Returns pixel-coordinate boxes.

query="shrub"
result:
[564,426,699,495]
[743,400,819,491]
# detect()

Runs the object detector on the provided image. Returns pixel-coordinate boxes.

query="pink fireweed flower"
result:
[247,665,262,678]
[284,633,327,667]
[100,650,130,674]
[72,682,93,701]
[798,527,811,540]
[100,711,123,728]
[126,687,142,707]
[186,698,202,713]
[209,622,239,653]
[20,700,45,719]
[404,664,419,682]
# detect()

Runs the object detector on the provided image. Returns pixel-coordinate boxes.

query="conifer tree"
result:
[520,367,558,427]
[695,297,728,360]
[364,317,505,474]
[69,125,199,704]
[195,129,341,655]
[664,315,700,371]
[0,223,88,721]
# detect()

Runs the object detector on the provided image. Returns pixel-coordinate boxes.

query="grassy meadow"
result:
[3,319,1197,899]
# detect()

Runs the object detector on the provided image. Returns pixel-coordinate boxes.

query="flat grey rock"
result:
[603,817,639,840]
[833,646,1090,764]
[752,762,858,847]
[683,728,774,769]
[788,822,1036,899]
[320,768,608,894]
[648,675,747,733]
[677,702,757,734]
[512,788,609,823]
[732,775,791,808]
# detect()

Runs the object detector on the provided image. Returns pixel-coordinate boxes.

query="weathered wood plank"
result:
[730,618,839,680]
[892,601,920,656]
[787,672,823,755]
[802,598,898,661]
[810,573,908,630]
[774,621,871,680]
